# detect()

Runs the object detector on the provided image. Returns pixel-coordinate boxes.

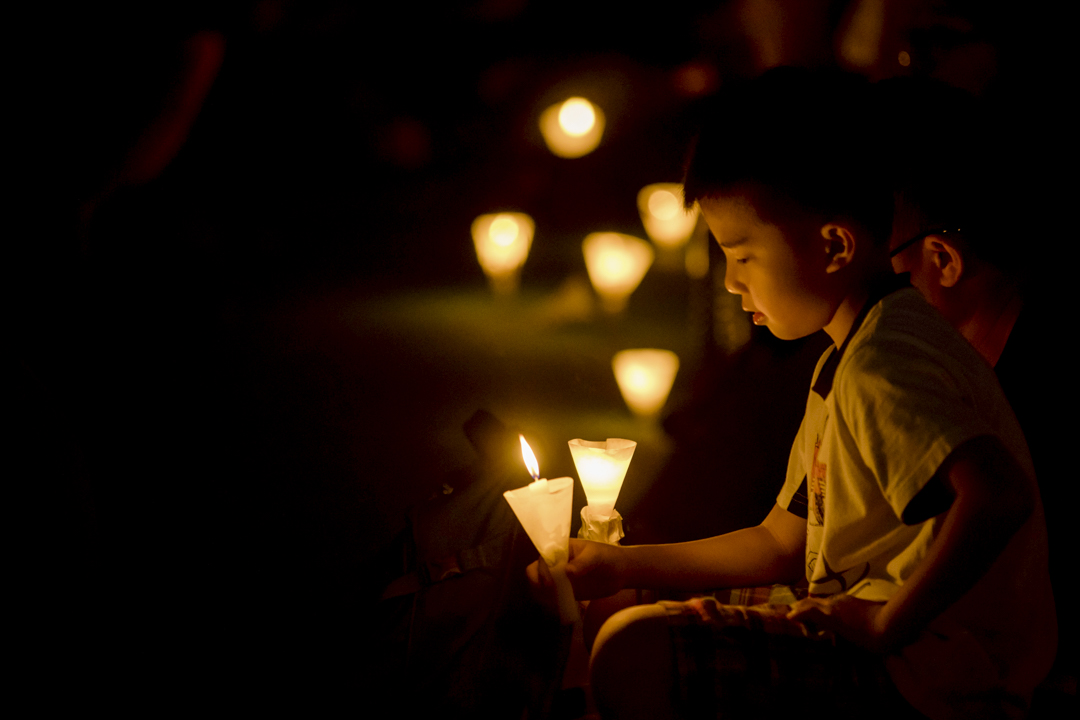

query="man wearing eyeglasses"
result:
[887,223,1023,371]
[880,78,1073,695]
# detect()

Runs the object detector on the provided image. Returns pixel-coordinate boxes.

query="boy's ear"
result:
[821,223,856,274]
[924,236,964,288]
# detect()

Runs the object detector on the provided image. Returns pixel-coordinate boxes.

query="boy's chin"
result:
[766,325,816,341]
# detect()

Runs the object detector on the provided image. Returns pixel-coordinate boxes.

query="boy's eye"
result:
[735,257,749,264]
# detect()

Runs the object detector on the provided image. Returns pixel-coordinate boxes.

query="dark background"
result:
[22,0,1069,710]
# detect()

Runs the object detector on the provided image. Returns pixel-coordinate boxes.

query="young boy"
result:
[530,68,1056,719]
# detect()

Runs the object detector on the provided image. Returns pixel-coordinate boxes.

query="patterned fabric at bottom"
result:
[663,597,925,720]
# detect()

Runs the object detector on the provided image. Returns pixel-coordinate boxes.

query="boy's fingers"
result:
[787,599,830,627]
[789,596,828,614]
[537,557,553,586]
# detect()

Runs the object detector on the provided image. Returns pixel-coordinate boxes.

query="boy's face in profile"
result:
[700,194,836,341]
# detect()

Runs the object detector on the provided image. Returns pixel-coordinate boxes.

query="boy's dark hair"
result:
[683,67,893,245]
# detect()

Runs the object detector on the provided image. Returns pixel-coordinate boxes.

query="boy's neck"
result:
[824,289,868,347]
[823,269,898,347]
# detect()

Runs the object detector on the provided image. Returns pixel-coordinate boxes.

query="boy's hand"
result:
[526,538,628,603]
[787,594,888,653]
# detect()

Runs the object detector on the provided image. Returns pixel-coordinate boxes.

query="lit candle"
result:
[569,438,636,544]
[503,435,579,623]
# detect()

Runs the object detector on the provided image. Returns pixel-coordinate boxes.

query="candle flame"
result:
[519,434,540,481]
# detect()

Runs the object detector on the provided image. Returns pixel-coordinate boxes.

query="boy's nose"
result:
[724,263,746,295]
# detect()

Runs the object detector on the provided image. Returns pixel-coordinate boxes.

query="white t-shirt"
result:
[778,287,1056,720]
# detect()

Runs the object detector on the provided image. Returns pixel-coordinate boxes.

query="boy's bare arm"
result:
[791,434,1036,653]
[530,504,806,600]
[619,503,807,591]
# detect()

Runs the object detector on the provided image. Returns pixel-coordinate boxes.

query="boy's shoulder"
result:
[841,287,991,387]
[832,286,1032,476]
[808,286,989,404]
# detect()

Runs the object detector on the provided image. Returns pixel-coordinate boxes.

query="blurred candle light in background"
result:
[471,212,535,295]
[582,232,654,313]
[539,96,605,158]
[612,349,679,417]
[839,0,885,70]
[638,183,699,250]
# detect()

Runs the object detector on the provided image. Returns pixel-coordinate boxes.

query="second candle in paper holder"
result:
[569,438,636,544]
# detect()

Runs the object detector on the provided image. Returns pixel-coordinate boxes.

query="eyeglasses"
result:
[889,228,962,258]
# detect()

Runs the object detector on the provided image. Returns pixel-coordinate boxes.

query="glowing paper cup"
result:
[504,476,579,623]
[471,212,535,295]
[613,349,680,417]
[638,183,698,250]
[507,435,578,622]
[569,438,636,519]
[582,232,654,313]
[504,477,574,567]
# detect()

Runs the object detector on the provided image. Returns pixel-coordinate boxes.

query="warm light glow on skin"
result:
[539,97,605,158]
[582,232,654,313]
[471,212,535,294]
[638,183,699,249]
[569,438,636,518]
[612,349,680,417]
[520,434,540,481]
[898,50,911,67]
[558,97,596,136]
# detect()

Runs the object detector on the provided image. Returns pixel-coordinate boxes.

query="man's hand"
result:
[787,594,888,653]
[526,538,628,603]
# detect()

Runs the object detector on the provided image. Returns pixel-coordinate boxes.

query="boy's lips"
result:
[743,304,766,325]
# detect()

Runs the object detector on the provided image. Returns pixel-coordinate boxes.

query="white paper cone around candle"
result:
[569,438,635,518]
[638,183,699,250]
[504,477,578,623]
[613,349,680,417]
[539,97,605,159]
[471,212,535,295]
[507,435,579,623]
[570,438,635,544]
[578,507,624,544]
[582,232,654,314]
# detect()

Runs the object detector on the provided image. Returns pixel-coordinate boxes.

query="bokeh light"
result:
[612,349,680,417]
[582,232,654,313]
[472,212,535,295]
[540,97,605,158]
[638,183,699,249]
[558,97,596,136]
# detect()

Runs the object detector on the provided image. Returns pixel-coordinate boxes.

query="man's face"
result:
[700,195,834,341]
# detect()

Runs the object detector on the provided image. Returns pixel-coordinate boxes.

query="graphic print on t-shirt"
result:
[809,434,826,526]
